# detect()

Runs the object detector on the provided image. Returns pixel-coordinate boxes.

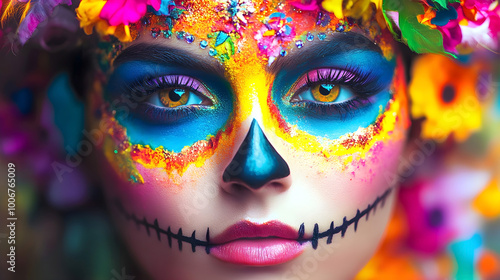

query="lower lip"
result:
[210,239,305,266]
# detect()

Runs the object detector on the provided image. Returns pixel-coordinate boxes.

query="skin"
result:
[88,4,410,279]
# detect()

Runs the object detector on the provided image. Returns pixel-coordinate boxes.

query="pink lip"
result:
[210,220,305,266]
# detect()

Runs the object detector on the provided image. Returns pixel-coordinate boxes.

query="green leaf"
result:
[432,0,448,9]
[382,0,402,12]
[398,1,447,54]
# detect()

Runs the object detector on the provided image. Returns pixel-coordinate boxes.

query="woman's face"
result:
[90,2,410,279]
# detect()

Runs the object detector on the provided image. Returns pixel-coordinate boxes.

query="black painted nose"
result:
[222,119,290,189]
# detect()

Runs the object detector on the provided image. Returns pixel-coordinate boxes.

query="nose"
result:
[222,119,290,191]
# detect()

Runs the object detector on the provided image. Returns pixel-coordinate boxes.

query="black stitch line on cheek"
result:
[177,228,183,251]
[312,223,319,249]
[303,187,393,250]
[191,231,197,253]
[114,200,211,253]
[153,219,161,241]
[298,223,305,244]
[326,221,334,244]
[205,228,210,254]
[167,227,172,248]
[113,187,392,254]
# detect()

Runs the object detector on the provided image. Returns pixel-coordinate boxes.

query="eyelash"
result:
[127,75,204,97]
[290,66,385,120]
[303,66,381,95]
[123,75,212,123]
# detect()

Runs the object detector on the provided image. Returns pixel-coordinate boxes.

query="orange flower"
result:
[76,0,132,42]
[409,54,483,142]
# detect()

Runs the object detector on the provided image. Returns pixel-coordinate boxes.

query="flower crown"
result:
[1,0,499,56]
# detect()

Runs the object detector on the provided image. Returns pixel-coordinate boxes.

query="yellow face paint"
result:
[96,1,403,185]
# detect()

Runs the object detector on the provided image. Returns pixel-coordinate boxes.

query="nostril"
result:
[223,182,251,195]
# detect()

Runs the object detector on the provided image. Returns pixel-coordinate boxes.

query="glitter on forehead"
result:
[105,0,393,67]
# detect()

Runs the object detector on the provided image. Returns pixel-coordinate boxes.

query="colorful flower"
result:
[399,168,489,254]
[290,0,320,11]
[473,178,500,219]
[100,0,161,26]
[76,0,133,41]
[321,0,380,19]
[460,0,500,52]
[416,1,500,54]
[217,0,256,32]
[409,54,484,142]
[254,12,295,63]
[477,250,500,280]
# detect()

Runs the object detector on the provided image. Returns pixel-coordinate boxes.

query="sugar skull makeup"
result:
[87,1,411,279]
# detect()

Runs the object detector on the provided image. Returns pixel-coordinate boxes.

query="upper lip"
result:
[211,220,299,245]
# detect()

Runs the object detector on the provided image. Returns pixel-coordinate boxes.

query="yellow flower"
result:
[321,0,344,18]
[409,54,482,142]
[322,0,381,20]
[76,0,132,42]
[473,178,500,219]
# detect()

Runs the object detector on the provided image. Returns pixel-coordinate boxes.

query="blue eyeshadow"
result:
[271,50,396,139]
[105,62,233,152]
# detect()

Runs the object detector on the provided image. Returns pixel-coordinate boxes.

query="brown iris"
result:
[159,88,189,108]
[311,84,340,102]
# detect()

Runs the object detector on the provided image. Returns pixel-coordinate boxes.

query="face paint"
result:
[100,55,235,182]
[222,119,290,189]
[90,2,410,278]
[98,11,405,184]
[264,56,409,171]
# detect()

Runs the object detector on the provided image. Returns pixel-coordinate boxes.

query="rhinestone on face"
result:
[185,34,195,44]
[176,31,185,40]
[209,48,218,57]
[141,17,151,26]
[280,49,288,56]
[306,32,314,42]
[200,40,208,49]
[162,30,172,39]
[151,27,160,39]
[295,40,304,49]
[318,33,327,41]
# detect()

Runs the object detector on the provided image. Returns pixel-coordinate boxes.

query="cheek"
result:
[346,137,406,203]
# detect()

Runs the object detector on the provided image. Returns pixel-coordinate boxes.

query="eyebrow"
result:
[113,43,226,76]
[269,32,383,74]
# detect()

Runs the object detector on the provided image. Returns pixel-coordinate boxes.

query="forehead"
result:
[120,0,394,66]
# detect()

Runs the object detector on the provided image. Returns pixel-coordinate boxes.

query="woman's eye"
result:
[147,87,212,108]
[291,83,355,104]
[135,75,215,109]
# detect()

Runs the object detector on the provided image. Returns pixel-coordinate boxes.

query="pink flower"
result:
[254,13,295,61]
[289,0,320,11]
[100,0,161,26]
[438,21,463,53]
[450,1,500,52]
[399,168,489,255]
